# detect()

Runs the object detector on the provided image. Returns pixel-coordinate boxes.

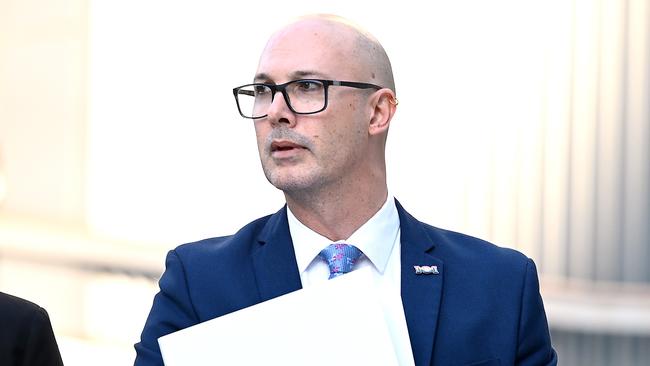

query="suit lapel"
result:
[397,200,444,366]
[251,206,303,302]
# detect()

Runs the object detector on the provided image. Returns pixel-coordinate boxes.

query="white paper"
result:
[158,267,415,366]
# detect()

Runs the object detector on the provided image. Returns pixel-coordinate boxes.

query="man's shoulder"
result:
[172,209,281,260]
[412,219,535,292]
[397,201,529,267]
[0,292,47,316]
[402,212,531,281]
[424,223,527,262]
[0,292,50,333]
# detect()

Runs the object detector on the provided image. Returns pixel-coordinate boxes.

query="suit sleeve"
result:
[516,259,558,365]
[134,250,200,366]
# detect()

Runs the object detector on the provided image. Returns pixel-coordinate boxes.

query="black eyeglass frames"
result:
[232,79,383,119]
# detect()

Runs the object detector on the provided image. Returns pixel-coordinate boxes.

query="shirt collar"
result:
[288,195,400,275]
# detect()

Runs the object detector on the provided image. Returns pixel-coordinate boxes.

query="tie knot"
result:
[318,243,363,279]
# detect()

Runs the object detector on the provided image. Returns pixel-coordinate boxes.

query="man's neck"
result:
[285,183,388,241]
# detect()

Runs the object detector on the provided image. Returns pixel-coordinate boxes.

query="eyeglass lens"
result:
[236,80,326,118]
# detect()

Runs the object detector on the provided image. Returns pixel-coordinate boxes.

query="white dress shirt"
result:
[287,196,414,364]
[287,195,402,294]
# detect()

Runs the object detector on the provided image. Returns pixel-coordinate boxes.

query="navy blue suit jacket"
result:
[135,200,557,365]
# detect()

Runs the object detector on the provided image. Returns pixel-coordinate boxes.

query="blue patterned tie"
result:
[318,243,363,279]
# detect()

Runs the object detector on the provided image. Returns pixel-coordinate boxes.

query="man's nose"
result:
[266,91,296,127]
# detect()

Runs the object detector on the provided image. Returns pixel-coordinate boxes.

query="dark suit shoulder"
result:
[0,292,49,332]
[426,224,527,261]
[413,221,532,288]
[0,292,64,366]
[161,210,287,320]
[173,212,275,259]
[395,199,528,267]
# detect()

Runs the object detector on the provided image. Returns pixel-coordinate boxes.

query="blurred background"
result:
[0,0,648,364]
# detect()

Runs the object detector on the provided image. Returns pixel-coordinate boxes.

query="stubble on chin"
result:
[262,160,322,194]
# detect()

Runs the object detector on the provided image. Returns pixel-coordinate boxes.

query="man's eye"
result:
[295,81,322,91]
[254,85,270,94]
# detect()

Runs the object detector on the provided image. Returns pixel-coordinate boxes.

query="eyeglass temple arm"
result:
[332,81,397,105]
[238,90,255,96]
[333,81,382,90]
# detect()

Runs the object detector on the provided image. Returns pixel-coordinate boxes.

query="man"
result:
[135,14,557,365]
[0,292,65,366]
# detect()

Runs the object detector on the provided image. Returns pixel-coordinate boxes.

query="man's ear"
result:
[368,89,398,136]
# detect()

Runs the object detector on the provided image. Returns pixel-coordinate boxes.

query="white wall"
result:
[86,0,553,251]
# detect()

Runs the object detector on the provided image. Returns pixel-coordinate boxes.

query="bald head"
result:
[259,14,396,93]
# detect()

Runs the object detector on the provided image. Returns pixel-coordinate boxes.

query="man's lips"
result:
[269,140,308,160]
[270,140,307,153]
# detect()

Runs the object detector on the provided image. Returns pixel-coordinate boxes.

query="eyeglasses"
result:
[232,79,383,119]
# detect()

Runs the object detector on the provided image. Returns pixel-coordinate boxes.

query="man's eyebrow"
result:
[254,73,272,83]
[290,70,330,79]
[253,70,332,83]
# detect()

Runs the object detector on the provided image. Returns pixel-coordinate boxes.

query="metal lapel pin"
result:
[414,265,439,275]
